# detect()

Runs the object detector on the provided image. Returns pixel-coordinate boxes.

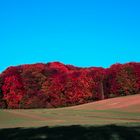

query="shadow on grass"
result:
[0,124,140,140]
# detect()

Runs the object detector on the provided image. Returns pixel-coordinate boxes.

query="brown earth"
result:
[69,94,140,112]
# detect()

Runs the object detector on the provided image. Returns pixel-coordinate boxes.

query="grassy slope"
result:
[0,94,140,128]
[0,94,140,140]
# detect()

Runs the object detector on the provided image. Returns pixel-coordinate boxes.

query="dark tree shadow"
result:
[0,124,140,140]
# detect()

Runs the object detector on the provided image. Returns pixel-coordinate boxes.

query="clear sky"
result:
[0,0,140,72]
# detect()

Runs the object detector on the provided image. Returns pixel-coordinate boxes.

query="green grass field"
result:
[0,108,140,128]
[0,94,140,140]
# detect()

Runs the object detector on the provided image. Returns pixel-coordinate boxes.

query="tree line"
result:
[0,62,139,109]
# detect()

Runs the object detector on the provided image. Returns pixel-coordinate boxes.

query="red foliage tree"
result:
[2,75,24,108]
[105,63,139,98]
[62,70,93,105]
[0,62,139,109]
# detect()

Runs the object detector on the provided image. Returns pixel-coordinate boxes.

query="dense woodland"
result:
[0,62,140,109]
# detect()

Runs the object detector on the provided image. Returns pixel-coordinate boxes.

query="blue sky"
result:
[0,0,140,72]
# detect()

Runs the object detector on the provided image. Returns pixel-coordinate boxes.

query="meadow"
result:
[0,94,140,140]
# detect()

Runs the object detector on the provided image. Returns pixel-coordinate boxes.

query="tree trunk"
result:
[100,82,104,100]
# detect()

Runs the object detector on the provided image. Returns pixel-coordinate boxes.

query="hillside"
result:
[0,94,140,129]
[69,94,140,112]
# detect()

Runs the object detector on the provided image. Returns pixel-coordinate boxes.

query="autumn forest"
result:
[0,62,140,109]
